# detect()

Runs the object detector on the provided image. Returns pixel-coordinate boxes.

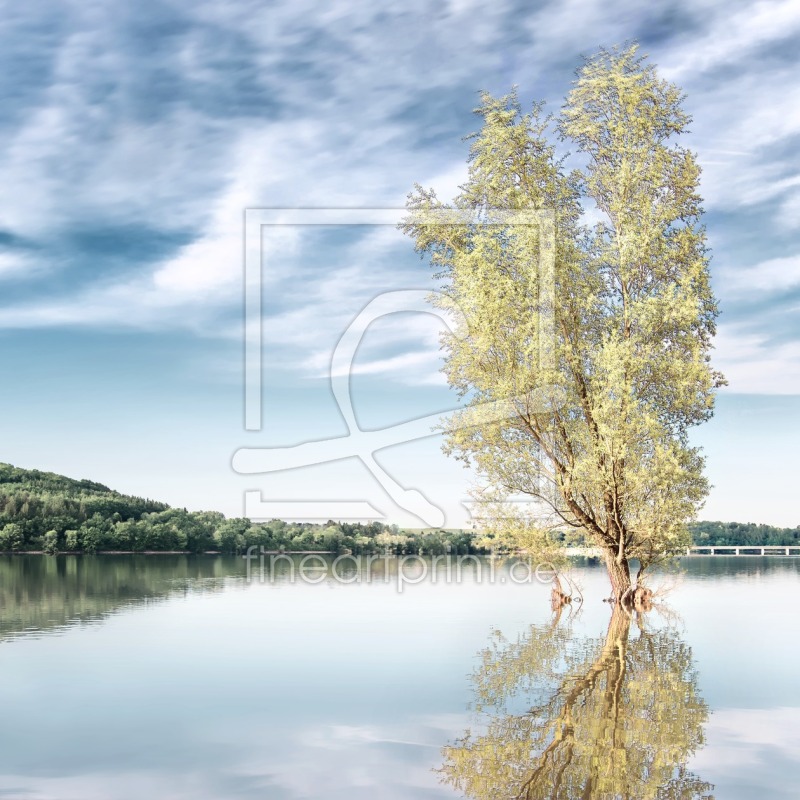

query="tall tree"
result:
[402,45,724,600]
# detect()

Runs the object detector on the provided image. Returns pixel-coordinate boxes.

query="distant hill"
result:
[0,462,116,497]
[0,462,467,555]
[0,461,169,528]
[0,462,172,551]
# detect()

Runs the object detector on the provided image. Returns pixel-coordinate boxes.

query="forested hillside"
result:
[0,463,475,554]
[0,462,171,551]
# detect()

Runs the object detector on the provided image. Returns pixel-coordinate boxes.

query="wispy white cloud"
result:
[0,0,799,402]
[662,0,800,80]
[777,190,800,230]
[713,323,800,394]
[683,73,800,213]
[0,251,39,281]
[226,716,462,799]
[263,257,447,385]
[718,256,800,295]
[691,706,800,775]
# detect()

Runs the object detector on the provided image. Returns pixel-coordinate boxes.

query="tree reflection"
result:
[0,554,238,641]
[441,607,714,799]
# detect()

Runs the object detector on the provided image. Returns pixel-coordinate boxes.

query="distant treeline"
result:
[2,463,797,554]
[0,463,477,555]
[688,520,800,547]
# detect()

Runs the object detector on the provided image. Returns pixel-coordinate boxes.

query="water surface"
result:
[0,555,798,798]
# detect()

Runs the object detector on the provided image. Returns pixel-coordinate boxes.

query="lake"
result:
[0,554,798,799]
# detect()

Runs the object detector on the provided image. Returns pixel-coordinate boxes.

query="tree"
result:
[213,518,249,554]
[0,523,24,551]
[402,45,724,600]
[42,530,59,555]
[64,529,80,551]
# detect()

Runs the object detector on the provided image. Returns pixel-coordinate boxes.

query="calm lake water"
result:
[1,554,798,799]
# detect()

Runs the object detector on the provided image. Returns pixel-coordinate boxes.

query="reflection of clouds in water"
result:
[6,559,800,799]
[690,706,800,797]
[0,716,465,799]
[231,716,464,798]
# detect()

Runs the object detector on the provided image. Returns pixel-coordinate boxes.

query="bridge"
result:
[685,545,800,556]
[564,545,800,557]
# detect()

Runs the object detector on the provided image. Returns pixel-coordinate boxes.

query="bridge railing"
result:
[685,545,800,556]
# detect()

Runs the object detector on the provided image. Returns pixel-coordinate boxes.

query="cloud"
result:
[662,0,800,80]
[691,706,800,778]
[334,350,444,384]
[264,257,448,384]
[677,70,800,214]
[0,251,39,281]
[0,0,798,400]
[718,256,800,295]
[777,190,800,230]
[226,716,462,799]
[713,323,800,394]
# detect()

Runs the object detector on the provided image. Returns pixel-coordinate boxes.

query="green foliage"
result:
[64,529,80,550]
[42,530,59,555]
[0,462,168,551]
[213,518,249,554]
[689,520,800,547]
[0,522,24,551]
[0,462,485,555]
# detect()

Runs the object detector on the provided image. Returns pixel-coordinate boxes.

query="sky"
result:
[0,0,798,528]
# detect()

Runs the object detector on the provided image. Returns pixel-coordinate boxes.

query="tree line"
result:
[2,463,795,554]
[689,520,800,548]
[0,463,477,555]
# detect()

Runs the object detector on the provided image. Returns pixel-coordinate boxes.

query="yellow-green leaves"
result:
[402,44,724,582]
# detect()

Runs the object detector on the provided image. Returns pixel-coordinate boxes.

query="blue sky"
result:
[0,0,798,527]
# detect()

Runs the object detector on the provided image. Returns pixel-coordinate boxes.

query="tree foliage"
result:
[402,45,724,596]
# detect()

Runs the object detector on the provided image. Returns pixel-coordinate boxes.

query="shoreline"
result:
[3,549,800,558]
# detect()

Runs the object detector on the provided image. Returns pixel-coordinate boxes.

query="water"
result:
[0,555,798,799]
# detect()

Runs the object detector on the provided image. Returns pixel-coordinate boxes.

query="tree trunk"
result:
[604,549,632,601]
